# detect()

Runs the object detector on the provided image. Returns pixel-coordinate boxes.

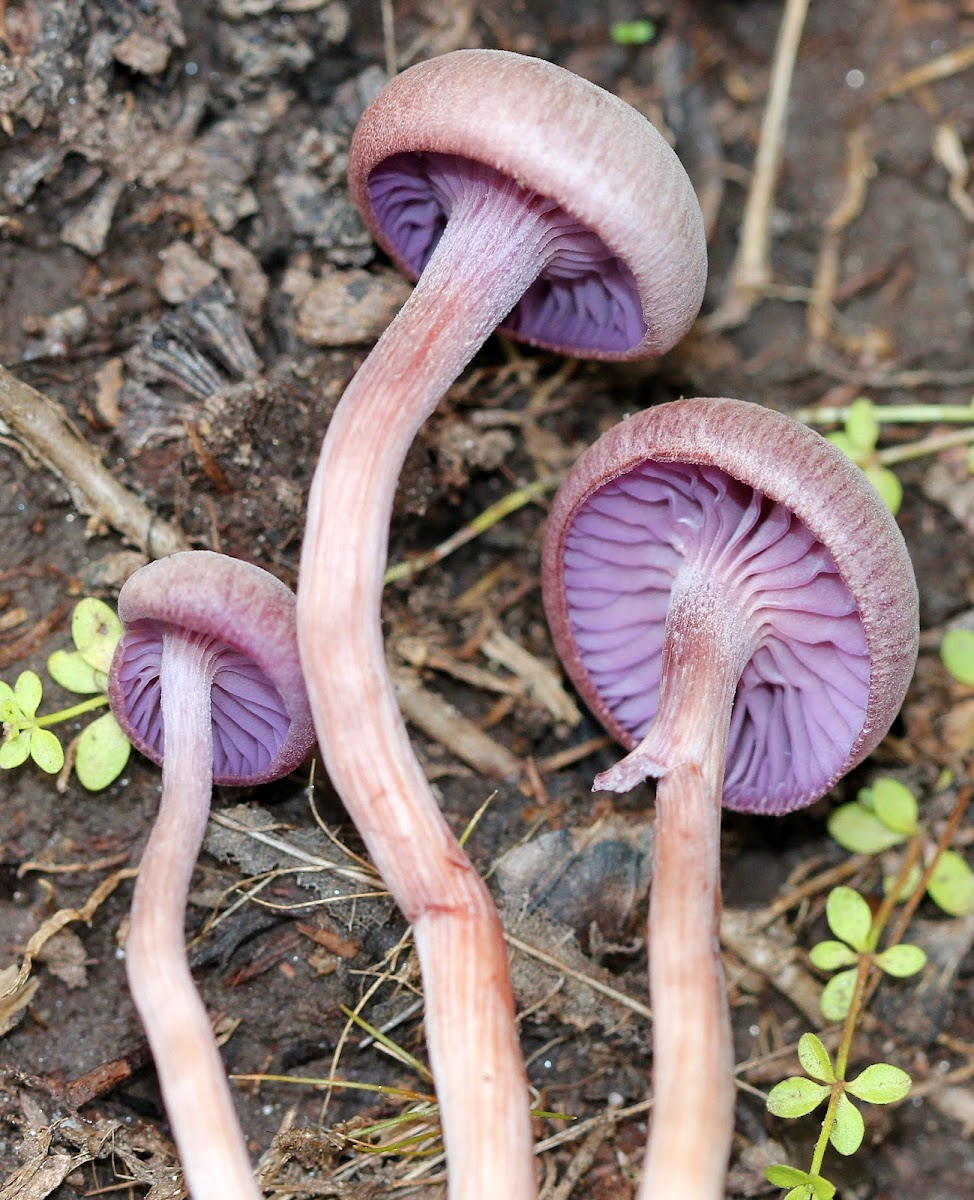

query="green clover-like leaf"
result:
[13,671,43,720]
[875,943,926,978]
[809,940,859,972]
[766,1076,831,1119]
[844,397,880,454]
[870,777,918,835]
[766,1164,836,1200]
[865,465,903,515]
[0,728,31,768]
[71,597,122,675]
[797,1032,835,1083]
[826,886,873,952]
[846,1062,912,1105]
[829,1092,865,1156]
[766,1165,814,1189]
[927,849,974,917]
[0,679,23,727]
[47,648,104,695]
[75,712,130,791]
[941,628,974,686]
[820,968,858,1021]
[828,801,906,854]
[29,727,64,774]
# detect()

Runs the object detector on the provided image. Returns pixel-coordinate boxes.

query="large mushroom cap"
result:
[349,49,707,361]
[108,551,315,787]
[542,398,919,814]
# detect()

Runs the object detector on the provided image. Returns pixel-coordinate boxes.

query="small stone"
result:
[295,267,411,346]
[112,30,173,75]
[156,241,219,304]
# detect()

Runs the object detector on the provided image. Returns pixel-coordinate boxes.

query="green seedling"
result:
[0,672,67,773]
[799,394,974,516]
[829,778,974,917]
[766,883,916,1199]
[0,597,130,790]
[809,886,925,1021]
[825,398,903,514]
[767,1032,911,1167]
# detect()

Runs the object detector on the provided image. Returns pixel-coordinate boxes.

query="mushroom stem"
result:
[638,762,734,1200]
[298,182,555,1200]
[125,631,261,1200]
[596,577,752,1200]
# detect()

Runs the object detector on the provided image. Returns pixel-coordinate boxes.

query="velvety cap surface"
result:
[108,551,314,786]
[542,398,919,814]
[349,49,706,360]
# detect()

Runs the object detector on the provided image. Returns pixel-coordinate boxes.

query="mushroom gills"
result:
[562,459,870,813]
[112,620,293,783]
[368,151,646,354]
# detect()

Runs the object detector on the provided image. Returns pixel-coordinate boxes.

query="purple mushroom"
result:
[297,49,706,1200]
[541,398,919,1200]
[108,550,314,1200]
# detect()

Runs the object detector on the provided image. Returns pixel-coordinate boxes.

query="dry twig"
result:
[707,0,812,329]
[0,364,189,557]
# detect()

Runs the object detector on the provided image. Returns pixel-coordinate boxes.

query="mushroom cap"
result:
[108,551,315,787]
[348,49,706,361]
[542,398,919,815]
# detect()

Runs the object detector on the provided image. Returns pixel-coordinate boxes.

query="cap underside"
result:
[562,459,870,814]
[367,152,647,355]
[113,620,293,786]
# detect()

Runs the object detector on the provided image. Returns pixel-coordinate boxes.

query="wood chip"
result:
[391,663,522,780]
[480,625,582,727]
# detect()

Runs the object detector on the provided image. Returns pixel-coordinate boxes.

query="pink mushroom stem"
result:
[596,578,753,1200]
[125,632,262,1200]
[299,191,552,1200]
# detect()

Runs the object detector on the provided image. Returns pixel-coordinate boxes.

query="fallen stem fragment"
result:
[384,477,557,584]
[795,401,974,425]
[707,0,811,328]
[0,363,189,558]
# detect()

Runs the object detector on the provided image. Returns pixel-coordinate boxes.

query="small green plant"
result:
[825,397,903,514]
[0,597,130,790]
[808,886,925,1021]
[765,884,917,1198]
[766,1032,911,1196]
[829,778,974,917]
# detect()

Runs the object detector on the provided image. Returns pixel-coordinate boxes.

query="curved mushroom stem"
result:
[298,185,562,1200]
[125,632,261,1200]
[595,577,753,1200]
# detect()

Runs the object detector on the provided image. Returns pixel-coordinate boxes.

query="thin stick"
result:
[707,0,812,329]
[0,364,188,558]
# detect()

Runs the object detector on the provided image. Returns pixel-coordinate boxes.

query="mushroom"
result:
[540,397,919,1200]
[297,49,707,1200]
[108,550,314,1200]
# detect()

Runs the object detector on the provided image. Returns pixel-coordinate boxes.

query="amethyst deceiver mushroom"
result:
[541,398,919,1200]
[297,49,706,1200]
[108,551,314,1200]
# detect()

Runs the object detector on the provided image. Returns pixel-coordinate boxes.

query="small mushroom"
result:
[108,551,314,1200]
[541,398,919,1200]
[297,50,707,1200]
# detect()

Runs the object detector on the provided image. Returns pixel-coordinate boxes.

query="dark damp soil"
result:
[2,2,974,1198]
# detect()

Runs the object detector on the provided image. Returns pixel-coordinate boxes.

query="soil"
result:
[2,2,974,1199]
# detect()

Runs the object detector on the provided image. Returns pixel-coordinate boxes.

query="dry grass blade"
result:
[707,0,811,328]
